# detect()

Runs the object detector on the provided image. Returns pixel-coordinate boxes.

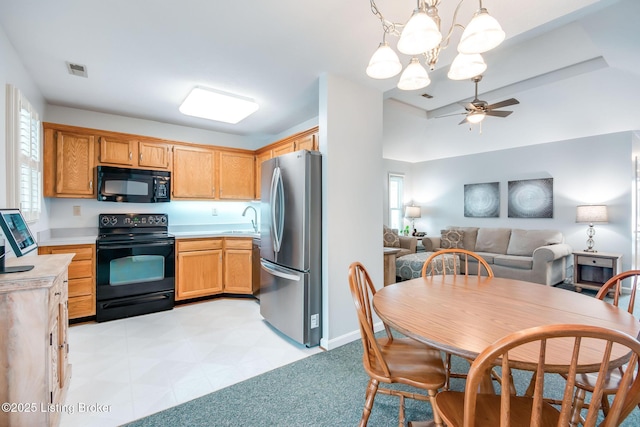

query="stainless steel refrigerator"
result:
[260,149,322,347]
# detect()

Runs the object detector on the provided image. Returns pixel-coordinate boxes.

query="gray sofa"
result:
[415,227,572,286]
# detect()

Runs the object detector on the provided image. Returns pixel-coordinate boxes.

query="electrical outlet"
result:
[73,206,81,216]
[212,208,218,216]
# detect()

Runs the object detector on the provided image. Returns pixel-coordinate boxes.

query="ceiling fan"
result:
[441,75,520,125]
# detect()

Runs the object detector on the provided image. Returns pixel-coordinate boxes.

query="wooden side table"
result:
[383,247,401,286]
[573,251,622,292]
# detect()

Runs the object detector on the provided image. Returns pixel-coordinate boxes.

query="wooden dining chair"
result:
[421,248,494,278]
[421,248,495,390]
[564,270,640,425]
[434,324,640,427]
[348,262,446,427]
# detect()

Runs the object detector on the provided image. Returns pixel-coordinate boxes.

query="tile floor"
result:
[60,298,323,427]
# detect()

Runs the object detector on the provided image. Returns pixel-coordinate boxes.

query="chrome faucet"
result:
[242,206,258,233]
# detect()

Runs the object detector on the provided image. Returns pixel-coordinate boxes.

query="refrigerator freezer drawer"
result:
[259,260,320,347]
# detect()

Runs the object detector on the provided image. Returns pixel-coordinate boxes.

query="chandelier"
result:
[367,0,505,91]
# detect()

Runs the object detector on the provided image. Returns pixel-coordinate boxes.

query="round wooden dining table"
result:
[373,275,640,369]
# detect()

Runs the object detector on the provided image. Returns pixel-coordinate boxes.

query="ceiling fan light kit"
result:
[366,0,505,90]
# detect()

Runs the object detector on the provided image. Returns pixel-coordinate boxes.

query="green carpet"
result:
[125,336,640,426]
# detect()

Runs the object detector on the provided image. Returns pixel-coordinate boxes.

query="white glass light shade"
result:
[397,10,441,55]
[457,9,505,54]
[397,58,431,91]
[366,42,402,79]
[179,87,259,124]
[447,53,487,80]
[466,111,486,124]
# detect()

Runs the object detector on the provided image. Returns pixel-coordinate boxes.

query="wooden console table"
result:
[0,254,74,427]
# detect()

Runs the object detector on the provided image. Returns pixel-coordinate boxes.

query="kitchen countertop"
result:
[36,226,259,246]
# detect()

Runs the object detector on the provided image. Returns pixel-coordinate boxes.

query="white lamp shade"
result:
[457,9,505,54]
[405,206,421,218]
[366,42,402,79]
[447,53,487,80]
[466,111,486,124]
[397,58,431,90]
[576,205,609,223]
[397,10,441,55]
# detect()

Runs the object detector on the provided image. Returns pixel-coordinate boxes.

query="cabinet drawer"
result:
[68,277,93,298]
[577,256,614,268]
[48,245,94,261]
[69,295,95,318]
[225,238,253,249]
[69,259,93,279]
[178,239,223,252]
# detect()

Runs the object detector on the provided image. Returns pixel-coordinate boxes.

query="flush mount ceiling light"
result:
[366,0,505,90]
[179,87,259,124]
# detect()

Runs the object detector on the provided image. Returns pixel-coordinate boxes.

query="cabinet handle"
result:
[129,152,133,160]
[139,153,143,162]
[89,180,93,190]
[54,292,61,296]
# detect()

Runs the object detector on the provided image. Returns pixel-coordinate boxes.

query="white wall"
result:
[319,74,383,349]
[403,132,635,273]
[0,25,48,235]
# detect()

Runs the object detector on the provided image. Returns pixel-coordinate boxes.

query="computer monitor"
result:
[0,208,36,273]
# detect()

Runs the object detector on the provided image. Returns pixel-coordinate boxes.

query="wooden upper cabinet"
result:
[294,132,318,151]
[272,141,294,157]
[219,150,255,200]
[138,140,171,170]
[98,136,135,166]
[98,137,171,170]
[48,129,96,197]
[172,145,216,199]
[255,150,272,199]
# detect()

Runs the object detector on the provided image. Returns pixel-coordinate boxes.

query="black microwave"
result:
[97,166,170,203]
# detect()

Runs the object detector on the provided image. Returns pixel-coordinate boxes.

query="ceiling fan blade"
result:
[485,110,513,118]
[486,98,519,110]
[459,102,476,111]
[458,116,469,125]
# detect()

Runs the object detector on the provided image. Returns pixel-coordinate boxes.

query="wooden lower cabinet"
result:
[176,239,224,300]
[176,237,255,300]
[39,243,96,319]
[223,238,254,294]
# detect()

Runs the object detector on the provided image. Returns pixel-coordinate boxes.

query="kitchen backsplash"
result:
[47,198,260,229]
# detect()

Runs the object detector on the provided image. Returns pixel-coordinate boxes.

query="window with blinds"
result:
[6,84,42,222]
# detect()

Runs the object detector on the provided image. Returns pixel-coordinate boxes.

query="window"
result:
[388,173,404,230]
[6,85,42,222]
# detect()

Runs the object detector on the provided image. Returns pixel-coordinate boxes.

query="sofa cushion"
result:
[447,226,479,252]
[475,228,511,254]
[383,225,400,248]
[506,229,564,256]
[493,254,534,270]
[469,252,497,264]
[440,229,465,249]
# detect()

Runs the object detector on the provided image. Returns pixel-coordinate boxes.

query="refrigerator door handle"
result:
[270,166,279,253]
[261,260,301,281]
[271,166,284,254]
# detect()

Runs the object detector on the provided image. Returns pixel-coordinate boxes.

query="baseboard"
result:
[320,321,385,350]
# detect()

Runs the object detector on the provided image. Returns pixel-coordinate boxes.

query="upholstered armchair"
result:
[383,225,417,257]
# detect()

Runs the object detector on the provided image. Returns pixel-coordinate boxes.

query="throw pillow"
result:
[440,229,464,249]
[383,225,400,248]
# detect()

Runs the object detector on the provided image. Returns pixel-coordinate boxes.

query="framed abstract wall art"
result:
[508,178,553,218]
[464,182,500,218]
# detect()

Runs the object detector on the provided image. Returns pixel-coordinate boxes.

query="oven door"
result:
[96,239,175,301]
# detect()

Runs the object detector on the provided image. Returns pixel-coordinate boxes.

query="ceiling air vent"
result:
[421,93,433,99]
[66,62,88,78]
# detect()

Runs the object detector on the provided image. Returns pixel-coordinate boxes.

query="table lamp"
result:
[404,206,421,236]
[576,205,608,252]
